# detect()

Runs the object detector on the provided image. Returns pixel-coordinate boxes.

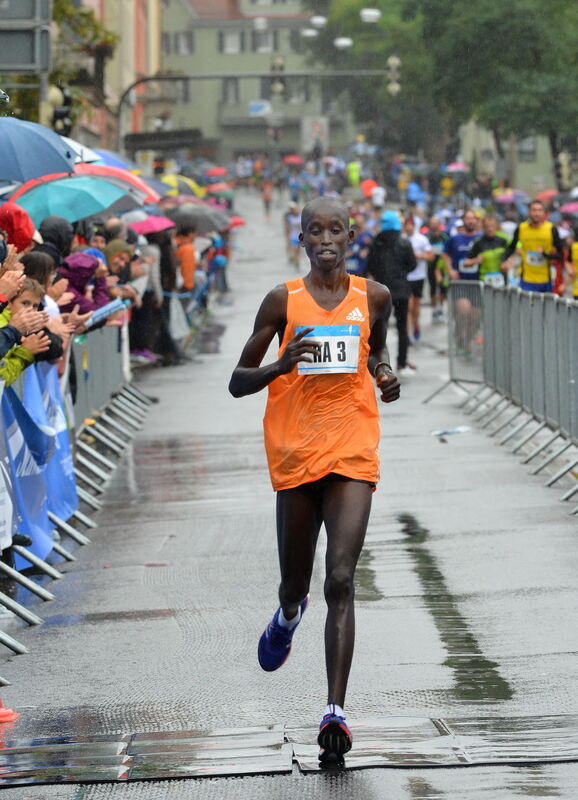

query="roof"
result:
[186,0,242,18]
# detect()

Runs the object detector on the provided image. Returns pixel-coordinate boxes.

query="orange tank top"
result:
[263,274,380,491]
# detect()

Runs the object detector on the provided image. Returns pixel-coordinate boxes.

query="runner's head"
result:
[482,214,499,237]
[403,216,415,236]
[429,216,441,234]
[300,198,353,271]
[528,200,546,226]
[462,209,478,233]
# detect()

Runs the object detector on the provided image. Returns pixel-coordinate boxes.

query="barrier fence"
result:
[0,320,149,673]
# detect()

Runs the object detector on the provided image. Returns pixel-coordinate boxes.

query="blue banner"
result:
[36,363,78,520]
[2,386,54,566]
[0,383,16,551]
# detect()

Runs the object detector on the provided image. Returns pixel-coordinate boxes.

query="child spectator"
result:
[0,278,52,385]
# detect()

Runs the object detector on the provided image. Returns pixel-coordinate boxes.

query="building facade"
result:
[159,0,354,161]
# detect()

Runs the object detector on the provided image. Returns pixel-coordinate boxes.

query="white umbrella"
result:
[61,136,102,164]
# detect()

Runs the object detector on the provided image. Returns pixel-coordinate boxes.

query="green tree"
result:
[405,0,578,186]
[301,0,452,160]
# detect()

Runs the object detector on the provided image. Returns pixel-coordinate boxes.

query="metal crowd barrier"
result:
[465,286,578,513]
[423,280,484,402]
[0,322,153,677]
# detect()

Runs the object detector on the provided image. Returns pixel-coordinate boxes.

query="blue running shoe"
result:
[257,595,309,672]
[318,711,352,762]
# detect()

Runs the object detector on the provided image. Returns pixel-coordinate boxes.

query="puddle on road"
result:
[398,513,513,705]
[355,548,384,602]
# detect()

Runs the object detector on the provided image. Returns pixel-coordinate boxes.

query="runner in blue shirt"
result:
[442,210,480,280]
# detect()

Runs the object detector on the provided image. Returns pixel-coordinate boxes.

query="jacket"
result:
[57,252,110,314]
[366,230,416,300]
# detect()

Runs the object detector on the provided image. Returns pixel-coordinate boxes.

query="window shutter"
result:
[218,31,224,53]
[273,30,279,51]
[240,30,246,52]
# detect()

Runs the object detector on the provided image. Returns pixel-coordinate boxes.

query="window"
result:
[286,77,310,104]
[222,77,240,105]
[174,32,194,55]
[251,29,278,53]
[218,30,245,54]
[161,32,171,55]
[289,29,303,53]
[518,136,537,163]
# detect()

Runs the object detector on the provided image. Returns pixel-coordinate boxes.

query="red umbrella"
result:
[205,166,228,177]
[128,215,175,235]
[74,163,160,203]
[559,201,578,214]
[225,216,246,229]
[446,161,469,172]
[534,188,558,204]
[283,154,304,166]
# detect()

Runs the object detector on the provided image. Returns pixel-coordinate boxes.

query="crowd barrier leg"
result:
[86,426,125,456]
[0,630,28,656]
[74,467,106,494]
[76,455,111,484]
[77,440,116,472]
[474,394,506,423]
[51,541,76,562]
[480,397,511,428]
[498,414,532,446]
[0,590,43,626]
[521,431,562,464]
[560,483,578,502]
[545,455,578,488]
[99,412,134,440]
[489,408,524,438]
[123,384,154,406]
[47,512,91,546]
[0,562,55,601]
[70,509,97,529]
[464,388,498,416]
[120,385,150,409]
[76,485,103,509]
[511,421,547,453]
[530,441,573,475]
[459,383,488,409]
[422,379,471,405]
[111,396,146,424]
[108,403,143,431]
[11,547,62,581]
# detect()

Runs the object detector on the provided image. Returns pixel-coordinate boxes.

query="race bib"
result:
[483,272,505,287]
[296,324,360,375]
[458,258,478,274]
[526,250,546,267]
[431,243,444,254]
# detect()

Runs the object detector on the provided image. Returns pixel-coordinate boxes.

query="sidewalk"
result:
[1,193,577,798]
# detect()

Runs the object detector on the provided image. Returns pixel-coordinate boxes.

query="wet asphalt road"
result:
[1,193,578,798]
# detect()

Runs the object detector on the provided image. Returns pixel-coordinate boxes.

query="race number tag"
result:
[296,324,360,375]
[458,258,478,274]
[526,250,546,266]
[483,272,505,287]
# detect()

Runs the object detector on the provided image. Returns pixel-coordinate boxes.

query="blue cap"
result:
[380,210,401,231]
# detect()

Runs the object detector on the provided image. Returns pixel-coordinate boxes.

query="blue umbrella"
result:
[93,149,140,171]
[16,175,138,226]
[0,117,76,182]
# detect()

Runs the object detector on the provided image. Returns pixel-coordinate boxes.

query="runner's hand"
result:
[21,331,51,354]
[0,268,25,300]
[277,327,321,374]
[9,307,48,334]
[376,369,401,403]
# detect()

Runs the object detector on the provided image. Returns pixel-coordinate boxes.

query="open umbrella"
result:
[128,215,175,235]
[160,173,205,198]
[74,163,160,203]
[535,188,558,204]
[0,117,76,182]
[61,136,102,164]
[226,215,246,229]
[13,175,142,226]
[559,202,578,214]
[205,166,228,178]
[283,154,304,166]
[446,161,469,173]
[168,203,230,233]
[93,149,140,171]
[495,190,530,204]
[360,178,378,198]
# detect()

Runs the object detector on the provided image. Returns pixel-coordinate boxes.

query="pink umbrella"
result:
[128,215,175,235]
[446,162,469,172]
[283,154,304,166]
[559,202,578,214]
[205,166,228,177]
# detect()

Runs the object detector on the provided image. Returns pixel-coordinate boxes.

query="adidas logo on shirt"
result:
[345,307,365,322]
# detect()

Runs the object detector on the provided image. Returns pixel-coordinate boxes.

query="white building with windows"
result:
[160,0,354,161]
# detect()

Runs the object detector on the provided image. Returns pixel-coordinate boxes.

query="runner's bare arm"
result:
[229,285,320,397]
[366,280,401,404]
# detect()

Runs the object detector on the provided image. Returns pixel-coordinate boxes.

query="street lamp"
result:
[300,28,319,39]
[386,55,401,96]
[310,15,327,28]
[360,8,382,23]
[334,37,353,50]
[253,17,267,31]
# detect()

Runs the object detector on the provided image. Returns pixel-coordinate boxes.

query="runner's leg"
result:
[276,486,323,619]
[321,478,372,707]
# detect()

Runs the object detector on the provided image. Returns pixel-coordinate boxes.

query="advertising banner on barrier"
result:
[0,382,16,552]
[2,386,54,565]
[36,362,78,520]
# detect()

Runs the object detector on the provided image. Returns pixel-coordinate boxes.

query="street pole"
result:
[115,70,395,153]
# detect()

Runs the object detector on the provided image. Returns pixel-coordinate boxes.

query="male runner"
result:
[501,199,563,292]
[229,197,400,763]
